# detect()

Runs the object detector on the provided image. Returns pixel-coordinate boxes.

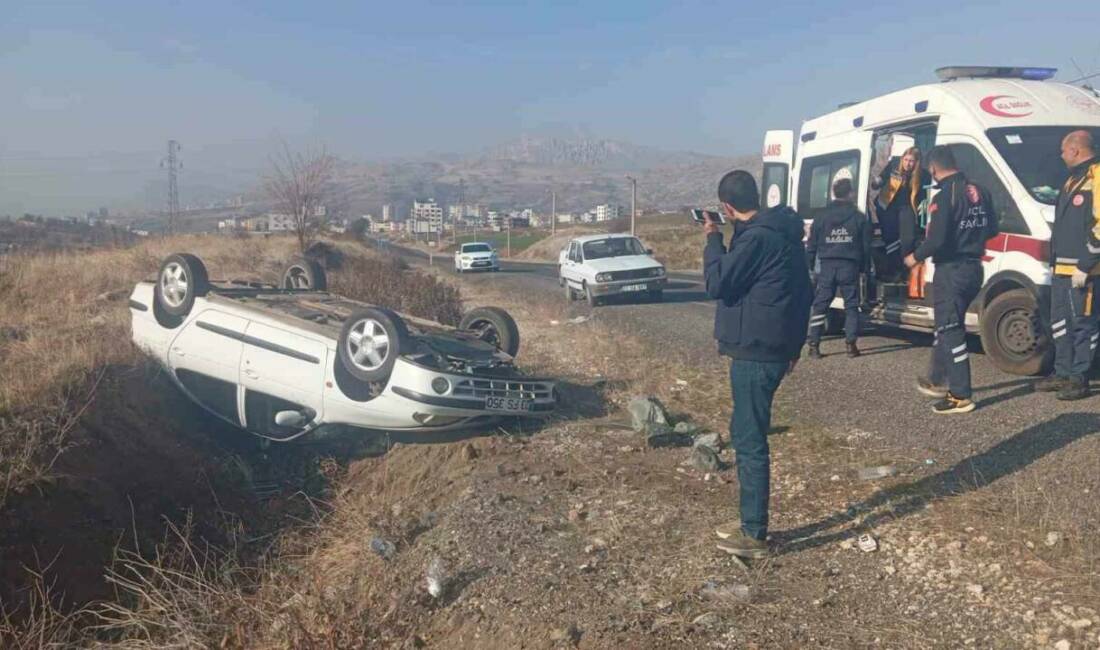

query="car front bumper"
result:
[591,277,667,296]
[457,258,499,270]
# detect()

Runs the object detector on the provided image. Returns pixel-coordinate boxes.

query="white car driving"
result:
[558,234,667,306]
[454,242,500,273]
[130,252,556,442]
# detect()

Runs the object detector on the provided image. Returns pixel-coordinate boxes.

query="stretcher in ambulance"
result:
[762,66,1100,375]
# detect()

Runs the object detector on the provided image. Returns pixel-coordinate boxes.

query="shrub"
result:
[329,254,463,326]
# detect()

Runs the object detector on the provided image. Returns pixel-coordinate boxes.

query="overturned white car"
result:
[129,253,557,441]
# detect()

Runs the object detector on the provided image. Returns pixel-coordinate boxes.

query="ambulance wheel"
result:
[980,288,1052,376]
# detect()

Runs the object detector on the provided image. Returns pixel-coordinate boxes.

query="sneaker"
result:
[916,376,948,398]
[807,344,822,359]
[1056,377,1089,401]
[1035,375,1073,393]
[714,521,740,540]
[716,531,769,559]
[846,342,861,358]
[932,393,976,414]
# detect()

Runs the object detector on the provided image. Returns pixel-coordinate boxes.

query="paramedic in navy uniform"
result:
[805,177,871,359]
[1034,130,1100,401]
[905,145,998,414]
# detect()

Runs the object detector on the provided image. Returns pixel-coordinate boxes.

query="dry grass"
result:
[329,250,464,326]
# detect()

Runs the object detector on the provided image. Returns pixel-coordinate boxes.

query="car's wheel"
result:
[558,269,565,287]
[979,288,1052,376]
[564,281,574,301]
[338,308,409,382]
[155,253,210,317]
[282,257,328,291]
[648,289,664,303]
[460,306,520,357]
[585,283,600,307]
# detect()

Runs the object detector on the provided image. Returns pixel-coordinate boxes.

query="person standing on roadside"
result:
[1034,131,1100,400]
[905,146,998,414]
[806,177,871,359]
[703,170,812,559]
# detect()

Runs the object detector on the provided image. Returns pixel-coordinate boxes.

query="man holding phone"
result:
[703,170,812,558]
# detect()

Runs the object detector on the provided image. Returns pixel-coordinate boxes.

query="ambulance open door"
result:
[762,130,794,209]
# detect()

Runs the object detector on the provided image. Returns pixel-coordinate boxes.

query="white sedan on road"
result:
[558,234,666,306]
[454,242,500,273]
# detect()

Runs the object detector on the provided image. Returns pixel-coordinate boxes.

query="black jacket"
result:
[806,200,871,271]
[704,206,813,362]
[1051,157,1100,275]
[914,172,998,264]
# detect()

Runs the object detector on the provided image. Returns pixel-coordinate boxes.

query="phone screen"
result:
[691,209,725,225]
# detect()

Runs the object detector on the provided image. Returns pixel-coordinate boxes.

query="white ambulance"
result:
[763,66,1100,375]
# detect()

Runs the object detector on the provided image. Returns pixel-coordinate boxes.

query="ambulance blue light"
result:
[1020,67,1057,81]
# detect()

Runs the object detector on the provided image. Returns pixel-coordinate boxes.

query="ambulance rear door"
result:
[762,130,794,209]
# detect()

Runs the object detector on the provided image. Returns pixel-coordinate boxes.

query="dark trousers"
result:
[1051,274,1100,380]
[928,259,983,399]
[809,259,860,344]
[729,359,787,541]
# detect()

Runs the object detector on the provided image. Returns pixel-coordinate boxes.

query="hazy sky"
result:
[2,0,1097,215]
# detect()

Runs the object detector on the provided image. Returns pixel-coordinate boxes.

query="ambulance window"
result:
[797,150,860,219]
[944,143,1029,235]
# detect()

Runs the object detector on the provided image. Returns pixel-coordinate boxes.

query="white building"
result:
[556,213,575,224]
[595,204,621,222]
[267,212,295,231]
[486,210,502,232]
[411,199,443,230]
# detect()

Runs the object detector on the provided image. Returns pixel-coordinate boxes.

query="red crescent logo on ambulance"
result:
[979,95,1033,118]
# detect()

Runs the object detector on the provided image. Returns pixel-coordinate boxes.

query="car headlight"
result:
[596,272,612,283]
[650,267,665,277]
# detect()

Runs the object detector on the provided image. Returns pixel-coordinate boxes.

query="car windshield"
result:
[987,126,1100,205]
[462,244,492,253]
[582,237,646,260]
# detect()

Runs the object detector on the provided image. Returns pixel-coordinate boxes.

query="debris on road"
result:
[856,465,898,480]
[426,557,448,598]
[700,580,753,604]
[693,432,723,452]
[1045,531,1063,547]
[567,315,590,325]
[370,537,396,560]
[690,446,720,472]
[674,421,701,435]
[646,431,693,448]
[857,534,878,553]
[628,397,671,435]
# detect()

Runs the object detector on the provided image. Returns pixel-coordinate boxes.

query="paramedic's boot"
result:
[1056,376,1090,401]
[916,376,948,398]
[932,393,976,415]
[1035,375,1074,393]
[807,343,822,359]
[716,531,769,559]
[846,341,861,358]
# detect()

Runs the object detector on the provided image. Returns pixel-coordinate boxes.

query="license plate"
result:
[485,396,533,413]
[621,283,646,292]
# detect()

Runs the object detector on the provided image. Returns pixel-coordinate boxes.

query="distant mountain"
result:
[334,135,758,216]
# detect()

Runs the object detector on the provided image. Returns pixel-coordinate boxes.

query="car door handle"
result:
[244,369,259,379]
[171,346,185,357]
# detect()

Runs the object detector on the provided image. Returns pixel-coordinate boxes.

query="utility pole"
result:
[162,140,181,234]
[626,175,637,235]
[506,217,512,258]
[550,190,556,236]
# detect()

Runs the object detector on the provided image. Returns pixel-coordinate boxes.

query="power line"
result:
[160,140,181,234]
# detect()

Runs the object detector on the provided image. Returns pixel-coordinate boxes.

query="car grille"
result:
[609,268,655,281]
[453,378,554,400]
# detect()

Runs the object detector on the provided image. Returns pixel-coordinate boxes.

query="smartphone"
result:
[691,208,726,225]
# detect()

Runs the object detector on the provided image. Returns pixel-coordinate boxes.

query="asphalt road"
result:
[377,239,1100,475]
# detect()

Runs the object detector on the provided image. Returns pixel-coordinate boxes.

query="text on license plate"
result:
[621,283,646,292]
[485,396,533,413]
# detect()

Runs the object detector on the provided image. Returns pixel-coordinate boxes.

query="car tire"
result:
[979,288,1052,376]
[338,308,409,382]
[564,281,574,301]
[282,257,328,291]
[460,306,520,357]
[585,283,600,307]
[155,253,210,317]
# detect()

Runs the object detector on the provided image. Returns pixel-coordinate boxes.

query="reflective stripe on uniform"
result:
[954,353,969,363]
[952,344,967,354]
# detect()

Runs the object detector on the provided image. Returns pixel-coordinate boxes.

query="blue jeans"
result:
[1051,274,1100,380]
[729,359,788,540]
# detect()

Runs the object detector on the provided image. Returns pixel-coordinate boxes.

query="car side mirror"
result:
[646,248,654,255]
[275,410,308,428]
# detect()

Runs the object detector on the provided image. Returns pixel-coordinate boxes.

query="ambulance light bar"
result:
[935,66,1057,82]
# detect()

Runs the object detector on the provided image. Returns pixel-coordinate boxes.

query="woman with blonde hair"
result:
[872,146,930,280]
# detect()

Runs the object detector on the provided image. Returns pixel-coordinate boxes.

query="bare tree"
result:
[263,142,336,252]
